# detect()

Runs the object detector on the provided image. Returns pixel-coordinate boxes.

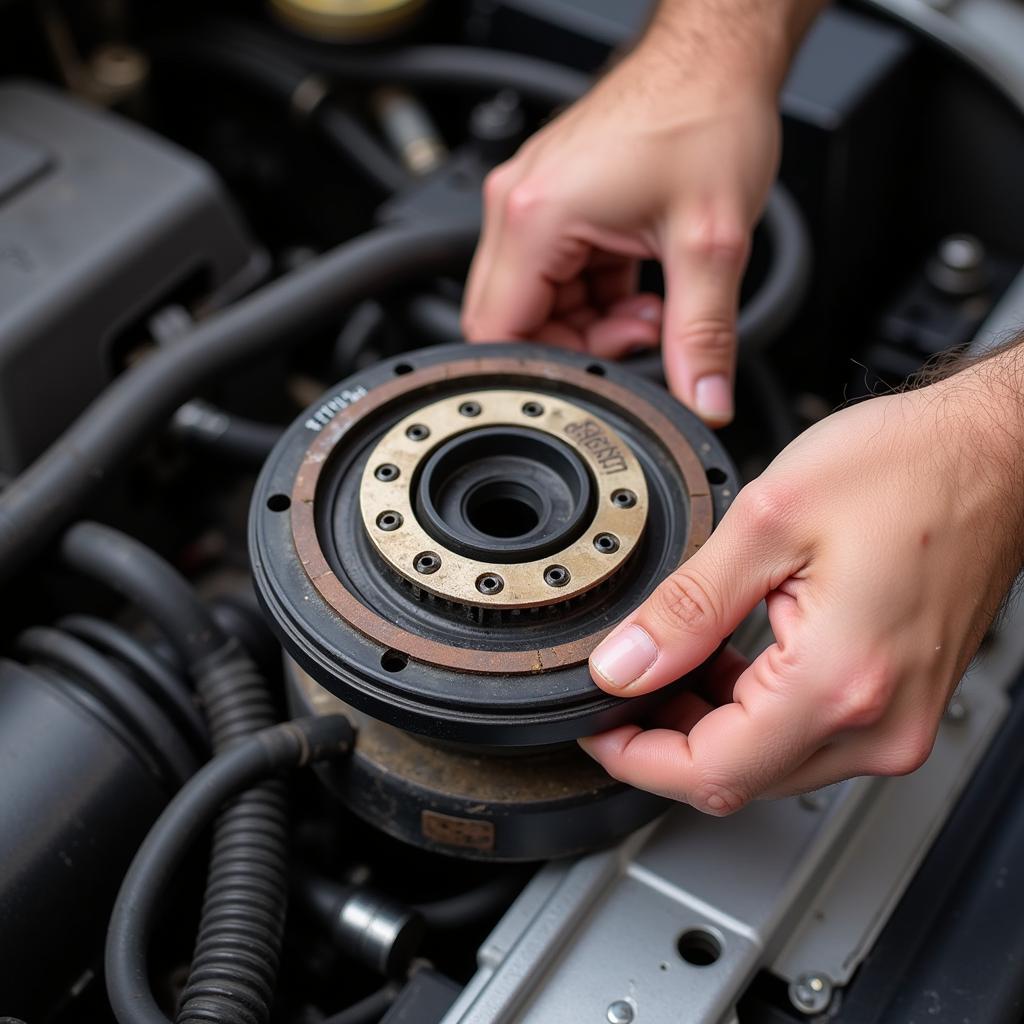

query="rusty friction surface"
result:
[290,356,712,675]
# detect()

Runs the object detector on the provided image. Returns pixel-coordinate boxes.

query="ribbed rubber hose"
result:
[0,223,477,586]
[59,523,287,1024]
[105,716,356,1024]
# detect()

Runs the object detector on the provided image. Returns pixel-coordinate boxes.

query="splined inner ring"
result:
[358,389,649,609]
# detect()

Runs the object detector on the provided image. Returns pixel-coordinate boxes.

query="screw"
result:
[522,401,544,417]
[594,532,620,554]
[611,489,637,509]
[375,463,400,482]
[544,565,571,588]
[376,511,403,532]
[606,1001,634,1024]
[406,423,430,441]
[788,974,833,1015]
[459,401,482,417]
[476,573,505,595]
[414,551,441,575]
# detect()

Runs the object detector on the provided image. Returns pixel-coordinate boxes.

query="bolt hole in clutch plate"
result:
[251,344,738,860]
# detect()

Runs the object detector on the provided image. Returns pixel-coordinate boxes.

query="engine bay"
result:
[2,1,1024,1022]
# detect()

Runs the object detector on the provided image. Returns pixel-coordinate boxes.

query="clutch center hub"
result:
[360,389,648,609]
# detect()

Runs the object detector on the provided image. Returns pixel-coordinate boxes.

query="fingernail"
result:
[695,374,733,423]
[591,625,658,690]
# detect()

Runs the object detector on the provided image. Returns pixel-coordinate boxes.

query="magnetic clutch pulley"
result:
[251,343,738,860]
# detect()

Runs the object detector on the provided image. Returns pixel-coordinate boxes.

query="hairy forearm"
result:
[639,0,827,93]
[932,334,1024,569]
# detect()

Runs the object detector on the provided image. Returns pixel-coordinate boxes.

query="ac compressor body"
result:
[251,343,738,859]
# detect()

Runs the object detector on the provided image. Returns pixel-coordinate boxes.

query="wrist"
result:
[636,0,825,96]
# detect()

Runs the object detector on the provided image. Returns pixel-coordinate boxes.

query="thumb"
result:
[589,486,798,696]
[660,212,749,426]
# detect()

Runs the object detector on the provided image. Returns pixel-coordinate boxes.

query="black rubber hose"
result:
[315,104,411,194]
[15,626,199,787]
[59,522,292,1024]
[172,399,284,467]
[105,716,356,1024]
[214,22,592,108]
[159,35,410,194]
[0,222,477,585]
[332,299,388,376]
[403,291,464,344]
[59,614,210,758]
[60,522,226,665]
[738,185,813,353]
[414,871,531,931]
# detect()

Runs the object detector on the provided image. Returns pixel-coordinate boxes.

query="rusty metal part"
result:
[289,356,713,675]
[291,662,667,861]
[360,389,648,609]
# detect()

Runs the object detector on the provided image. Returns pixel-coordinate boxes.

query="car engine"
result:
[2,1,1024,1022]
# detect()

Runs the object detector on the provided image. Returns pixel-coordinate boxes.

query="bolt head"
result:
[476,573,505,595]
[544,564,571,588]
[376,511,403,532]
[414,552,441,575]
[788,973,833,1015]
[606,1000,634,1024]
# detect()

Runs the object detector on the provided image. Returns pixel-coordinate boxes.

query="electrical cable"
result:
[105,715,356,1024]
[0,222,477,585]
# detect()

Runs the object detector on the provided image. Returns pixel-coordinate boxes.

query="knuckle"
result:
[673,320,735,359]
[834,661,896,729]
[734,480,802,536]
[681,217,749,264]
[648,568,719,634]
[504,181,548,224]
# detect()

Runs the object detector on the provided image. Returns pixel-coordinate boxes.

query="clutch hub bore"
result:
[251,343,738,859]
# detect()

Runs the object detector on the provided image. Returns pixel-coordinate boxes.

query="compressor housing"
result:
[251,343,738,859]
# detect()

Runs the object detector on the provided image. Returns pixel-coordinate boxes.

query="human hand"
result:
[461,2,822,425]
[579,351,1024,812]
